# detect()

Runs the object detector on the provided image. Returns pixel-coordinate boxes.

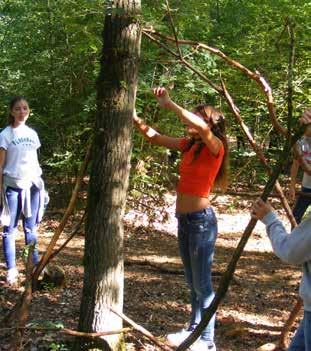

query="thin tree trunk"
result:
[75,1,141,350]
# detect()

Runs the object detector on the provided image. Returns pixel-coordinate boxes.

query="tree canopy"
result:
[0,0,310,181]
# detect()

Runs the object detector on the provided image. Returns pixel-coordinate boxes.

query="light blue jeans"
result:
[288,311,311,351]
[2,185,40,269]
[176,207,218,342]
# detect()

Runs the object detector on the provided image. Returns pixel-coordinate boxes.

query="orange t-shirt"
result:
[176,138,224,198]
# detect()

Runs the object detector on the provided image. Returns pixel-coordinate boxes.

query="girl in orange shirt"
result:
[133,87,229,351]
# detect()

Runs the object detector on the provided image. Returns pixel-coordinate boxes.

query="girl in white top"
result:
[0,97,46,285]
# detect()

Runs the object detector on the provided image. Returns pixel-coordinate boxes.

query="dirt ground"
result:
[0,192,303,351]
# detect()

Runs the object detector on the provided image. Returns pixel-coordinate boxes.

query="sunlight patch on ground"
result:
[220,308,283,336]
[217,212,292,253]
[127,254,181,264]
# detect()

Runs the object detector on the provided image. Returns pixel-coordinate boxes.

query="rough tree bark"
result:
[74,1,141,350]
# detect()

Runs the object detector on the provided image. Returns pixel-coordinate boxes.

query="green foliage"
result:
[0,0,310,189]
[41,281,56,291]
[132,0,310,193]
[0,0,101,176]
[49,343,69,351]
[22,243,36,264]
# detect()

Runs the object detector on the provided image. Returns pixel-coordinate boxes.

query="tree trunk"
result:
[75,1,141,350]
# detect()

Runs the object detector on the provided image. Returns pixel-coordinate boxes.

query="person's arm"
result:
[0,148,6,194]
[153,87,222,156]
[288,158,299,201]
[133,109,183,150]
[252,199,311,265]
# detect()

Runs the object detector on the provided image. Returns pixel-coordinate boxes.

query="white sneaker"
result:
[167,328,192,347]
[6,267,19,285]
[190,339,216,351]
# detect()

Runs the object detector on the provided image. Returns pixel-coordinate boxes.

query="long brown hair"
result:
[183,105,229,191]
[8,96,28,125]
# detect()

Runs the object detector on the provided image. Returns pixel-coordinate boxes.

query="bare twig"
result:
[1,326,131,338]
[278,298,302,349]
[48,210,86,261]
[32,140,92,285]
[221,80,297,228]
[286,17,295,134]
[165,0,183,58]
[276,18,300,351]
[142,30,223,93]
[110,306,174,351]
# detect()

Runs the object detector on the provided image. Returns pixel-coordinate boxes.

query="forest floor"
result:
[0,189,303,351]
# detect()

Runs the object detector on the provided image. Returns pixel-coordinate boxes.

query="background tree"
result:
[74,1,141,350]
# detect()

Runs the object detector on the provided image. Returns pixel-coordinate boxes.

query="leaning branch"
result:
[1,326,131,338]
[165,0,183,59]
[32,140,92,284]
[110,307,174,351]
[142,30,223,94]
[142,28,287,135]
[221,80,297,228]
[48,209,86,262]
[276,18,299,351]
[177,127,304,351]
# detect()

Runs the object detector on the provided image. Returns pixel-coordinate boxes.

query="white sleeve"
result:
[34,131,41,149]
[0,131,10,150]
[262,212,311,265]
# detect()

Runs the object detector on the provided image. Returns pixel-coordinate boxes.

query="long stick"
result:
[32,141,92,285]
[48,210,86,261]
[276,18,301,350]
[221,81,297,229]
[278,298,302,349]
[143,28,287,135]
[110,307,174,351]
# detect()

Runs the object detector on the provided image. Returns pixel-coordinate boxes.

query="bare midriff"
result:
[176,192,211,214]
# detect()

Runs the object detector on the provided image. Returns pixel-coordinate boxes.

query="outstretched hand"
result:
[300,108,311,125]
[133,108,139,122]
[251,198,273,220]
[152,87,172,109]
[132,108,143,126]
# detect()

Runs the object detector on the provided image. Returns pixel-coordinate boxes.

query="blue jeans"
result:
[176,207,218,342]
[2,185,40,269]
[293,187,311,224]
[288,311,311,351]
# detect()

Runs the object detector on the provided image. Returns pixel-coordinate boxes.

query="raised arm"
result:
[252,198,311,265]
[133,109,182,150]
[153,87,222,156]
